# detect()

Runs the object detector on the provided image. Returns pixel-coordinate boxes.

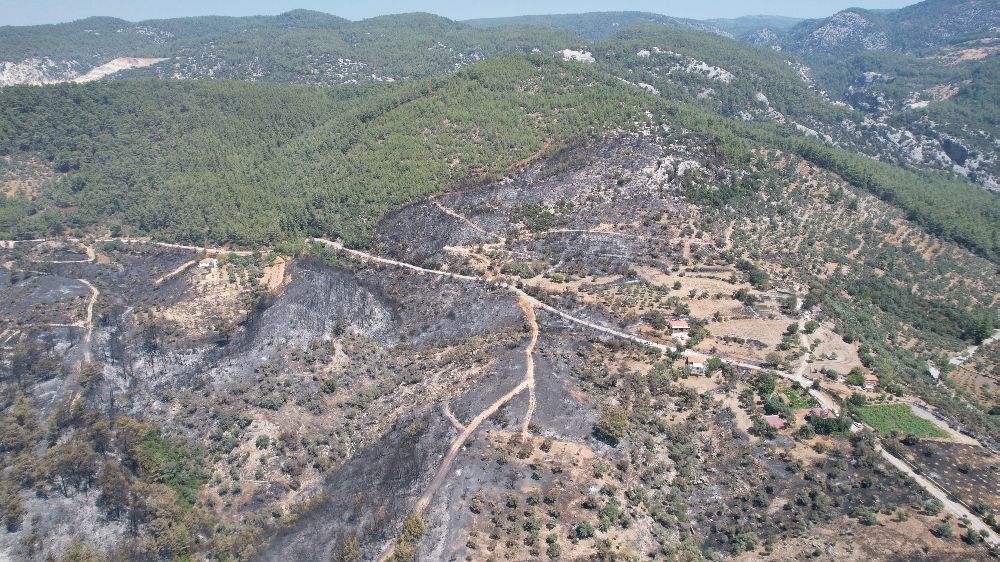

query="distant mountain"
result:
[0,11,579,86]
[782,0,1000,54]
[705,15,803,38]
[0,10,349,63]
[464,11,730,40]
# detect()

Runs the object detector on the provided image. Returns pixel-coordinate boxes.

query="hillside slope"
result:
[1,7,999,562]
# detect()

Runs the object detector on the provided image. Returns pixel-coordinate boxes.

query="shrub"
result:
[575,521,595,539]
[594,406,628,444]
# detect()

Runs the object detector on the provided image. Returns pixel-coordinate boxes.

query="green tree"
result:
[594,406,628,444]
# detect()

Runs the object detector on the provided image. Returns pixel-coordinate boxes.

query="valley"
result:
[0,1,998,560]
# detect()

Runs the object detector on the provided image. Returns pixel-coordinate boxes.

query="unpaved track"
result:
[441,401,465,431]
[876,441,1000,544]
[433,200,496,238]
[720,221,735,252]
[950,328,1000,366]
[41,243,96,264]
[314,237,672,352]
[376,291,540,562]
[796,317,811,379]
[77,278,99,363]
[517,289,671,353]
[310,238,478,281]
[19,235,995,548]
[94,238,254,256]
[154,260,197,286]
[537,228,670,243]
[378,373,530,562]
[4,236,254,256]
[517,296,539,441]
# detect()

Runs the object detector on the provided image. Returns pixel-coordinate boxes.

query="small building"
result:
[199,257,219,269]
[669,319,690,340]
[808,406,838,420]
[686,352,707,374]
[763,415,786,430]
[863,373,879,391]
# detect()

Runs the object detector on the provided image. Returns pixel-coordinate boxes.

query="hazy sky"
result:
[1,0,919,26]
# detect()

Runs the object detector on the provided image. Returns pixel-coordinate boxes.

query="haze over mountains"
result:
[0,1,998,561]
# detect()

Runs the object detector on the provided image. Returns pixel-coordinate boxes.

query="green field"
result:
[780,386,817,410]
[852,404,948,438]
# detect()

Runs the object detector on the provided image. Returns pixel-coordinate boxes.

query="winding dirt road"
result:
[311,238,478,281]
[517,296,539,441]
[377,297,539,562]
[77,278,99,364]
[42,243,96,264]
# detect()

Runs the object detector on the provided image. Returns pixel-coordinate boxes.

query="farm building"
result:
[199,257,219,269]
[808,406,838,420]
[863,373,879,390]
[763,415,786,430]
[669,319,690,340]
[686,352,707,374]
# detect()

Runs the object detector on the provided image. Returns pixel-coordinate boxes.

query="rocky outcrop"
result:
[0,58,82,86]
[797,11,889,54]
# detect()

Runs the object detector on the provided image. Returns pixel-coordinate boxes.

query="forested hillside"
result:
[2,49,998,261]
[0,55,653,245]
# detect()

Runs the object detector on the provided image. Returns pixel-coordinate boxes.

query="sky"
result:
[1,0,918,26]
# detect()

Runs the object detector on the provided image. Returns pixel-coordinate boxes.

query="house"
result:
[808,406,838,420]
[686,352,707,374]
[763,415,786,430]
[669,319,690,340]
[863,373,879,391]
[199,257,219,269]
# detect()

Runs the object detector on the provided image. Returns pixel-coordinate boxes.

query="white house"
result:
[686,352,708,374]
[669,319,690,340]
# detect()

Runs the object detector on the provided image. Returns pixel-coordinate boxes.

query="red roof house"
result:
[686,352,708,374]
[863,373,879,390]
[763,415,786,430]
[808,407,838,420]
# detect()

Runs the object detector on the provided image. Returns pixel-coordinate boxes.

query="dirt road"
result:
[949,329,1000,366]
[517,295,539,441]
[876,443,999,545]
[21,234,992,547]
[441,401,464,431]
[310,238,478,281]
[77,278,99,364]
[433,200,496,238]
[154,260,197,286]
[43,243,96,264]
[376,292,541,562]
